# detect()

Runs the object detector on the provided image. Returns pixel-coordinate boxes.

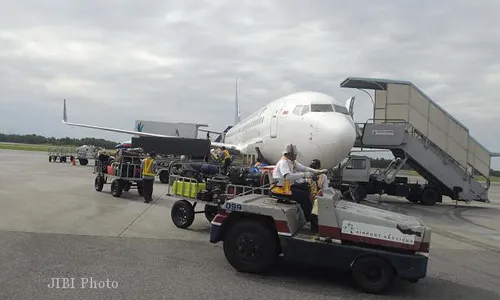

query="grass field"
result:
[0,142,77,152]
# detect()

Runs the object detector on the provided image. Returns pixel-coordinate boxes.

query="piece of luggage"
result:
[171,180,206,198]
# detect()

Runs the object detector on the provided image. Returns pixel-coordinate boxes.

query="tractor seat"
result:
[270,193,295,204]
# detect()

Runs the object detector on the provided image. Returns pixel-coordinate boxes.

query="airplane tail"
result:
[63,99,67,123]
[235,77,240,125]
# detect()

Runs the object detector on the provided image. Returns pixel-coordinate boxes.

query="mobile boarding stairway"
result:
[341,77,492,204]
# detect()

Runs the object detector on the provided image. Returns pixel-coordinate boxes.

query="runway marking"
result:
[117,202,154,237]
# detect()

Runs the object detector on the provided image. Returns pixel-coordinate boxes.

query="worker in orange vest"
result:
[141,151,157,203]
[271,144,328,221]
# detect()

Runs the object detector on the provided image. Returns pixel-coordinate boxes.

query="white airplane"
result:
[62,83,357,168]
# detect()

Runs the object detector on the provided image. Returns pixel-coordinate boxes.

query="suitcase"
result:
[171,180,206,198]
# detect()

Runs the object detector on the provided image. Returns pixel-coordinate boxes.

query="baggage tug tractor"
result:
[209,187,431,294]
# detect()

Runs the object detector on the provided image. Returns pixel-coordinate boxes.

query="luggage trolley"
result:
[167,172,273,229]
[93,150,146,198]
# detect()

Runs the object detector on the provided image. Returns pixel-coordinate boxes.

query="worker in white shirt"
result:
[271,144,328,221]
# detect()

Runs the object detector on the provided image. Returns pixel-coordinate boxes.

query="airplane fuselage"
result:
[223,91,357,168]
[62,91,357,169]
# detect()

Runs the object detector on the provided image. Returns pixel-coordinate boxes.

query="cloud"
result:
[1,0,500,168]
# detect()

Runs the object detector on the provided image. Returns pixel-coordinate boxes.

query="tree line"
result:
[0,133,119,150]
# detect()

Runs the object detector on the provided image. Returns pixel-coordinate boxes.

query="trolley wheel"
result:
[123,182,131,192]
[49,156,52,162]
[204,204,218,222]
[94,176,104,192]
[159,170,169,183]
[79,159,89,166]
[171,200,195,228]
[111,179,122,197]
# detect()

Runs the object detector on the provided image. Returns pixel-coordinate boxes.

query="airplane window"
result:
[311,104,333,112]
[333,104,349,115]
[293,105,303,115]
[301,105,309,115]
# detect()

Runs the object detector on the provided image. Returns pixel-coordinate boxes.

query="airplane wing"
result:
[62,99,240,151]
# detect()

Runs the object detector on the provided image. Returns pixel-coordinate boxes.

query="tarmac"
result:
[1,149,499,300]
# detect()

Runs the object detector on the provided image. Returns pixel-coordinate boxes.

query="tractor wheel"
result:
[223,219,278,274]
[351,256,395,294]
[171,200,195,228]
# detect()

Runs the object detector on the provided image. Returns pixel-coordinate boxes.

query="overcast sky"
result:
[1,0,499,167]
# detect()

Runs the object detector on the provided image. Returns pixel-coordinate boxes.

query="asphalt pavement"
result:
[1,149,499,299]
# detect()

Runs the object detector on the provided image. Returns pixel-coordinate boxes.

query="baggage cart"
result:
[167,172,273,229]
[93,148,146,198]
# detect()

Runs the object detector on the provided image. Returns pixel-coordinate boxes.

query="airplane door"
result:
[270,103,284,138]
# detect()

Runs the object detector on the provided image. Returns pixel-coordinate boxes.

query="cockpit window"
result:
[293,105,303,115]
[333,104,349,115]
[311,104,334,112]
[301,105,309,115]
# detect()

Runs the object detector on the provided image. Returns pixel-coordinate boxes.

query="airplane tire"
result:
[351,256,395,294]
[223,219,278,274]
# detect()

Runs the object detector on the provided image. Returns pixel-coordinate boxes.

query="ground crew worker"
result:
[221,146,232,174]
[271,144,328,221]
[309,159,329,198]
[141,151,157,203]
[308,159,330,231]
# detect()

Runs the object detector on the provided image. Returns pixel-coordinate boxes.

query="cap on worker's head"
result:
[282,143,297,155]
[149,151,156,157]
[221,146,226,150]
[310,159,321,169]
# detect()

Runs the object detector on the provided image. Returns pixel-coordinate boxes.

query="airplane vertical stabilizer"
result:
[235,77,240,125]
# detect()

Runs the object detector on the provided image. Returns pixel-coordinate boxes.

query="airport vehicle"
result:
[330,155,443,205]
[167,161,273,228]
[93,148,145,197]
[209,187,431,294]
[75,145,102,165]
[341,77,494,204]
[48,147,75,163]
[48,145,101,165]
[61,78,358,171]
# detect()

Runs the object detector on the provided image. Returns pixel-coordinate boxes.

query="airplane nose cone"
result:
[315,115,357,168]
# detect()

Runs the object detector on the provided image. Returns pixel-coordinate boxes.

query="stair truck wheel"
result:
[94,176,104,192]
[171,200,195,228]
[204,204,218,222]
[351,256,395,294]
[223,219,278,274]
[420,188,439,206]
[110,179,122,197]
[159,170,169,183]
